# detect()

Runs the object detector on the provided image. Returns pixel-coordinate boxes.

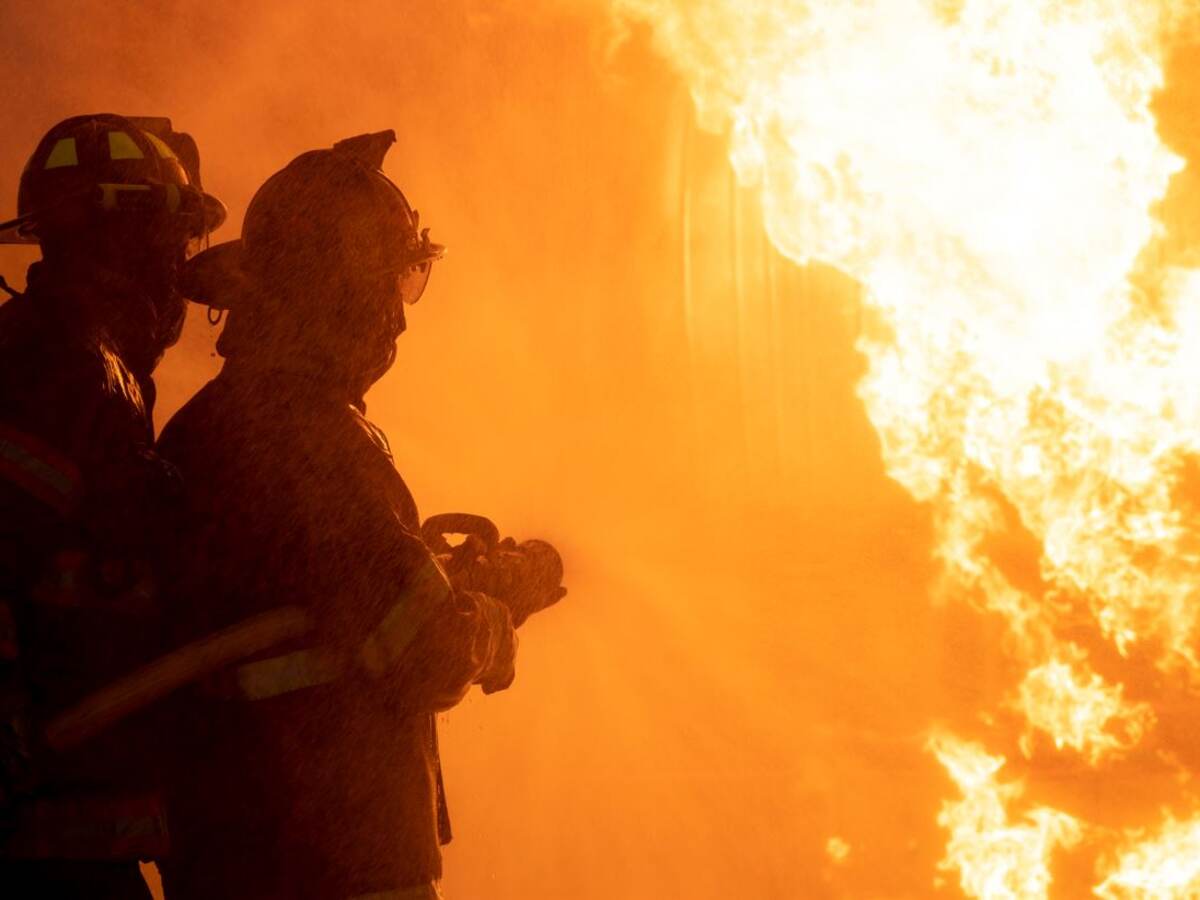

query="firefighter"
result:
[0,114,225,897]
[156,131,563,900]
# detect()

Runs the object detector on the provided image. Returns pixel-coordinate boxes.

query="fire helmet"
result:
[0,113,226,245]
[182,129,443,310]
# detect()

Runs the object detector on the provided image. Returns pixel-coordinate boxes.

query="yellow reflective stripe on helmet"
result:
[107,131,145,160]
[43,138,78,169]
[142,131,178,160]
[360,557,453,677]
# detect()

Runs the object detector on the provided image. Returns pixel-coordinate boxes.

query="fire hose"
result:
[43,514,565,752]
[43,606,313,752]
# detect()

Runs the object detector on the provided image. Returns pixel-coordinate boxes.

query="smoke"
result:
[0,2,1030,897]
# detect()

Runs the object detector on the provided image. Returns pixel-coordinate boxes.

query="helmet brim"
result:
[0,212,38,245]
[0,186,228,246]
[200,192,228,236]
[180,239,246,310]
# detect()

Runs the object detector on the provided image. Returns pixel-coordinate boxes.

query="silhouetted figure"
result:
[157,131,562,900]
[0,114,225,898]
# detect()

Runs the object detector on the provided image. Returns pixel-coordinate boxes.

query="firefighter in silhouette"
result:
[0,114,225,897]
[156,131,565,900]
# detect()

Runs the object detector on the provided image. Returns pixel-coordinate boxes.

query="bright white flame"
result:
[618,0,1200,891]
[1095,815,1200,899]
[930,732,1082,899]
[1013,654,1155,764]
[616,1,1200,671]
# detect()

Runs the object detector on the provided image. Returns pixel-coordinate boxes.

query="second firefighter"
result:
[157,130,562,900]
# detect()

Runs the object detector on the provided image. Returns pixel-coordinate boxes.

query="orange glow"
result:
[2,1,1200,897]
[824,835,851,865]
[1013,655,1154,765]
[621,0,1200,894]
[930,732,1081,899]
[1096,815,1200,899]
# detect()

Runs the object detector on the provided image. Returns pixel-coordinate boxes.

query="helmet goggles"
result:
[381,214,445,307]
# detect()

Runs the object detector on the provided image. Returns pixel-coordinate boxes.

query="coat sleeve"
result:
[370,580,518,713]
[302,443,517,714]
[0,338,174,596]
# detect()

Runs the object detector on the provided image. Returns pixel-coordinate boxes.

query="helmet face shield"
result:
[387,223,445,306]
[396,259,433,306]
[392,221,446,306]
[181,132,445,318]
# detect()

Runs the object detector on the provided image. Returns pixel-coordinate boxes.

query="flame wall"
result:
[5,2,1197,897]
[615,2,1200,897]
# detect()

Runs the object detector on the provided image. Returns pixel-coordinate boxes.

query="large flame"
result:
[1096,815,1200,898]
[618,0,1200,893]
[930,732,1081,899]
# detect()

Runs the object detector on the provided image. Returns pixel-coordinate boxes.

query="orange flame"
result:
[930,732,1081,899]
[619,0,1200,892]
[1013,654,1154,764]
[1096,815,1200,899]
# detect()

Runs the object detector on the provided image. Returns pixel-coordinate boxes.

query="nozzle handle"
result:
[421,512,500,554]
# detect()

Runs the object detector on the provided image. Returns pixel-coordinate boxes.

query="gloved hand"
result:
[474,594,518,695]
[485,537,567,627]
[422,514,567,628]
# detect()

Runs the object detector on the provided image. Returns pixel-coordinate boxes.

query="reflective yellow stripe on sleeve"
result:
[1,790,169,860]
[222,557,452,701]
[359,557,453,677]
[0,425,82,516]
[233,647,342,701]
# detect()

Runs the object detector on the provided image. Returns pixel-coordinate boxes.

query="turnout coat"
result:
[0,274,175,876]
[157,358,515,899]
